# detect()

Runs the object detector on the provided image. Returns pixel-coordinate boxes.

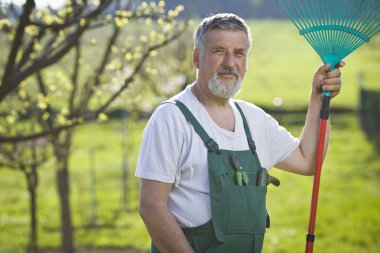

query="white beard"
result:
[208,71,242,99]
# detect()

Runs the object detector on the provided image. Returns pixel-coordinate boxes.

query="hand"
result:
[312,61,345,99]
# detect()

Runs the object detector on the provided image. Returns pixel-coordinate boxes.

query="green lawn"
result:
[1,20,380,253]
[239,20,380,110]
[1,114,379,253]
[263,113,380,253]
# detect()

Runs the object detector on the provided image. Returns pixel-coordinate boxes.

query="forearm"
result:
[276,63,342,175]
[139,202,195,253]
[299,92,330,174]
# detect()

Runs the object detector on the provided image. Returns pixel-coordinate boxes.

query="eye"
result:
[212,48,225,54]
[235,50,246,58]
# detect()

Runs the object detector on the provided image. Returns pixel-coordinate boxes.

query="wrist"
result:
[310,89,323,106]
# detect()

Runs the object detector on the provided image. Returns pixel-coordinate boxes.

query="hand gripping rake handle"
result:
[305,89,331,253]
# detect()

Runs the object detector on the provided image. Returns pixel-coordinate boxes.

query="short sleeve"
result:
[264,113,299,167]
[135,104,185,183]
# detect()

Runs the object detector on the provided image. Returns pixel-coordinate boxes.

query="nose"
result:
[223,52,236,68]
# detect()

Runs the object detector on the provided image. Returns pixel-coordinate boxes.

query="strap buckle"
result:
[205,138,221,155]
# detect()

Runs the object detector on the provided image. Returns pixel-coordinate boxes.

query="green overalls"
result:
[151,100,270,253]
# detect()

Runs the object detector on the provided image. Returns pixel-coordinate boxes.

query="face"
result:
[193,29,249,99]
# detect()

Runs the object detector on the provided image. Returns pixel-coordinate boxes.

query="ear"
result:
[193,48,200,69]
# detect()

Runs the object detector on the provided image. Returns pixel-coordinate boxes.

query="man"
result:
[135,13,343,253]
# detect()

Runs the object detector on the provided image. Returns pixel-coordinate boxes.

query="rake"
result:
[274,0,380,252]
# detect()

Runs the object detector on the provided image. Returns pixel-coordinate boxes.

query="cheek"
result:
[200,58,221,73]
[238,61,247,75]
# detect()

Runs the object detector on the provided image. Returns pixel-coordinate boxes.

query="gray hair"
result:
[194,13,252,55]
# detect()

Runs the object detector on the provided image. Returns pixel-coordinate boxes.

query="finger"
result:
[321,77,342,86]
[325,68,342,79]
[322,83,342,92]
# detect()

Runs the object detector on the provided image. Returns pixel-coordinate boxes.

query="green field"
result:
[240,20,380,110]
[0,20,380,253]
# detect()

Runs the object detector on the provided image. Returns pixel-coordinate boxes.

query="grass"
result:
[1,20,380,253]
[239,20,380,110]
[0,119,148,252]
[1,113,379,253]
[263,113,380,253]
[1,113,380,253]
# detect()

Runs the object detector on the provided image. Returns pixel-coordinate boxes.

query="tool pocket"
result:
[225,172,267,233]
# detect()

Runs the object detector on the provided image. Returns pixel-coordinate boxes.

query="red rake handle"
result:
[305,95,331,253]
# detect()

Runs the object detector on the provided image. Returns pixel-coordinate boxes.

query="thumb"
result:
[317,63,331,76]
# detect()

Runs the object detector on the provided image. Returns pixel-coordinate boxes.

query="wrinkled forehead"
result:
[204,29,250,50]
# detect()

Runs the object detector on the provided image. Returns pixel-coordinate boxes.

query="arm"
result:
[276,62,344,175]
[138,179,195,253]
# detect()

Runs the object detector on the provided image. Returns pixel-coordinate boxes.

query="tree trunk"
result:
[57,166,74,253]
[53,131,75,253]
[26,171,38,253]
[27,131,39,253]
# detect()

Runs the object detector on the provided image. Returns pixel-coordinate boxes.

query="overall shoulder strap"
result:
[168,100,221,154]
[234,101,257,154]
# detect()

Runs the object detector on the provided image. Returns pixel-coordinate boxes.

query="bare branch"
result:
[0,107,103,143]
[17,27,46,69]
[43,31,62,57]
[0,0,114,103]
[13,23,88,86]
[76,24,121,114]
[0,120,77,143]
[0,0,35,102]
[28,0,113,30]
[35,71,54,129]
[69,43,81,112]
[96,23,188,114]
[0,145,49,171]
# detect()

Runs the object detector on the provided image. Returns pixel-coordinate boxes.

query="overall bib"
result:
[151,100,269,253]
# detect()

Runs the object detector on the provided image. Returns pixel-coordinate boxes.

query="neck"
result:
[191,81,236,132]
[191,81,230,108]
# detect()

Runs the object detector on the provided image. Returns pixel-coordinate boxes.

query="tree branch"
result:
[96,24,188,114]
[76,24,121,114]
[69,43,81,112]
[0,26,187,144]
[0,11,189,144]
[17,27,46,69]
[0,109,101,143]
[35,71,55,129]
[0,120,78,144]
[0,0,113,103]
[0,0,35,102]
[12,23,88,88]
[28,0,113,30]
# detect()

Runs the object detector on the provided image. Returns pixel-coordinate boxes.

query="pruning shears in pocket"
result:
[230,154,249,186]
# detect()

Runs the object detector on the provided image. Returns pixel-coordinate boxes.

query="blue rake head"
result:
[275,0,380,95]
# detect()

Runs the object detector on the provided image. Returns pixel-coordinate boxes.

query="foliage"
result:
[0,0,188,143]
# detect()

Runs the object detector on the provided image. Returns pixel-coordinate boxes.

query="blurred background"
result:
[0,0,379,253]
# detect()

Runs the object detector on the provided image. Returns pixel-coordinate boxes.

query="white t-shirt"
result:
[135,86,299,228]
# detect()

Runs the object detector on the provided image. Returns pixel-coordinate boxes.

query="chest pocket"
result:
[208,150,268,235]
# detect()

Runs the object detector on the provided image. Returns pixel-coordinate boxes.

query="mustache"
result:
[216,68,239,78]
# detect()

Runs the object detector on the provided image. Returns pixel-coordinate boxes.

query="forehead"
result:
[204,29,249,49]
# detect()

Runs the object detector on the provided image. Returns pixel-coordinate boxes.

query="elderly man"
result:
[135,13,343,253]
